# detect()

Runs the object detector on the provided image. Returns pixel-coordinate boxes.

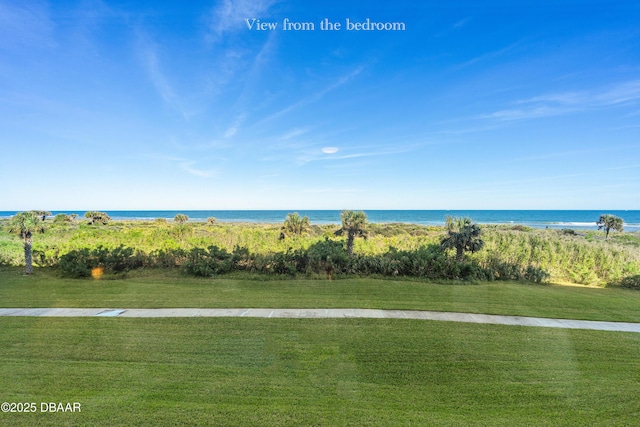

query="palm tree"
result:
[31,210,51,221]
[174,214,189,224]
[597,214,623,239]
[8,211,46,275]
[84,211,111,225]
[335,210,368,256]
[440,216,484,262]
[280,212,310,240]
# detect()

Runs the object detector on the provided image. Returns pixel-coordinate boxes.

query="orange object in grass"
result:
[91,267,104,279]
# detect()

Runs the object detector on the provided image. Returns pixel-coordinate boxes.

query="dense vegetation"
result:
[1,217,639,286]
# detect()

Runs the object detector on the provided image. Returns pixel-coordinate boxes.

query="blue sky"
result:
[1,0,639,210]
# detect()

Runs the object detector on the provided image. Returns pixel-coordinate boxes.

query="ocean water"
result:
[1,210,639,232]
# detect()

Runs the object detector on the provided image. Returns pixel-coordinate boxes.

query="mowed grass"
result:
[2,269,640,425]
[2,268,640,322]
[1,317,639,426]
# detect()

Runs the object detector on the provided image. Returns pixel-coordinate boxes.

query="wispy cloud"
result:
[67,0,121,53]
[141,153,218,178]
[453,17,471,29]
[453,41,522,70]
[135,30,191,120]
[516,92,585,105]
[206,0,278,43]
[295,143,414,166]
[257,66,365,124]
[302,187,363,194]
[433,16,471,38]
[224,113,246,138]
[595,80,640,105]
[220,32,278,137]
[480,106,575,121]
[481,79,640,121]
[0,1,56,49]
[280,128,309,140]
[179,161,217,178]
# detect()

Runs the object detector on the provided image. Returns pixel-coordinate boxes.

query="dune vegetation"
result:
[1,213,638,287]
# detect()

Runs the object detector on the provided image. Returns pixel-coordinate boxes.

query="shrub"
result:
[84,211,111,225]
[58,245,144,278]
[146,248,187,268]
[174,214,189,224]
[172,223,191,239]
[54,214,73,223]
[483,258,523,281]
[259,250,304,276]
[0,251,13,267]
[59,248,93,277]
[611,275,640,290]
[33,248,59,267]
[455,262,487,280]
[524,265,550,283]
[510,224,533,232]
[307,238,349,275]
[348,245,456,278]
[231,246,254,271]
[182,245,233,277]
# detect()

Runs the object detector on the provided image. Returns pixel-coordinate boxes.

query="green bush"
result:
[58,245,144,278]
[33,247,60,267]
[480,257,550,283]
[349,245,456,278]
[524,265,550,283]
[53,214,72,223]
[59,248,93,277]
[307,238,349,275]
[182,245,233,277]
[0,252,12,267]
[146,248,187,268]
[611,275,640,290]
[258,250,301,276]
[483,258,523,281]
[510,224,533,232]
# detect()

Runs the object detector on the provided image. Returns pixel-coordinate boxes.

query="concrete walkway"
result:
[2,308,640,333]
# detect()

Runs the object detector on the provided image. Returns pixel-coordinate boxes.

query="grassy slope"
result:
[2,268,640,322]
[1,317,639,426]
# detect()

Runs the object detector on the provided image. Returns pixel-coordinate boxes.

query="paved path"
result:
[1,308,640,333]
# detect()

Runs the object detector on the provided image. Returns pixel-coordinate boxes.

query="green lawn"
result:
[1,317,639,426]
[2,268,640,425]
[2,268,640,322]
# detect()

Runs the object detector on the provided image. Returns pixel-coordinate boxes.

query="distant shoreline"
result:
[2,210,639,232]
